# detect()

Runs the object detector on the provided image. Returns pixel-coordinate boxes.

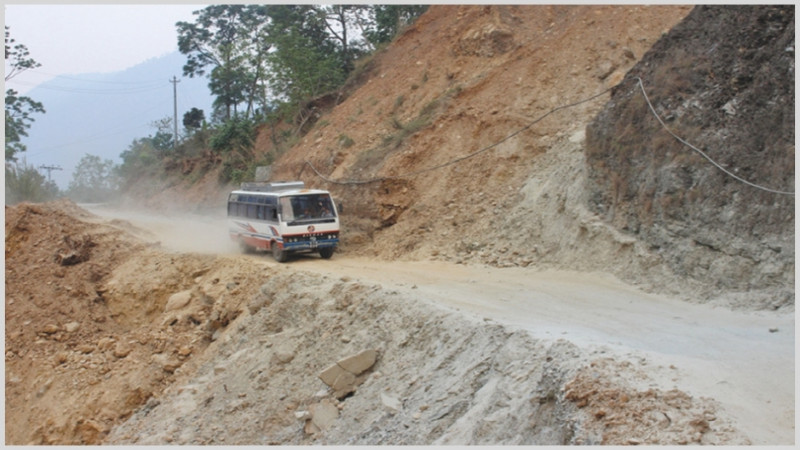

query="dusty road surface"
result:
[300,257,795,445]
[81,204,794,445]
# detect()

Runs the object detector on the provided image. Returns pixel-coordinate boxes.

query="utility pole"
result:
[38,164,62,181]
[170,76,180,150]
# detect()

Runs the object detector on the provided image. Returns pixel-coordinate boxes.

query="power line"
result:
[10,68,169,85]
[7,78,169,95]
[633,77,794,196]
[38,164,62,181]
[300,77,794,196]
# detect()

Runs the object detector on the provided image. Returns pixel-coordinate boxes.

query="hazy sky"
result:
[4,4,205,94]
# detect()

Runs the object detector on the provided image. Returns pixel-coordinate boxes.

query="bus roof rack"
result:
[240,181,305,192]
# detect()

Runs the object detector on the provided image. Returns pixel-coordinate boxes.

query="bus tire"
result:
[319,247,334,259]
[272,242,288,263]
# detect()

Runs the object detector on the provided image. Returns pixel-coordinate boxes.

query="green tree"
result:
[177,5,271,121]
[183,107,206,131]
[67,154,119,203]
[265,5,346,104]
[364,5,428,46]
[150,117,175,154]
[317,5,373,72]
[5,26,45,162]
[117,137,162,184]
[5,161,59,204]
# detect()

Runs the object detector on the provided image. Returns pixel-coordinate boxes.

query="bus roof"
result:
[230,188,330,197]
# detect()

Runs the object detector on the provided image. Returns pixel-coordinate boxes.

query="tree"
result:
[183,107,206,131]
[265,5,346,104]
[4,26,40,80]
[5,160,59,204]
[150,117,175,154]
[364,5,428,46]
[177,5,272,121]
[67,154,119,203]
[5,26,45,162]
[117,137,160,182]
[317,5,373,72]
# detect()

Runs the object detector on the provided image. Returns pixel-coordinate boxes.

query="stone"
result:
[304,421,320,435]
[64,322,81,333]
[153,353,180,373]
[274,351,294,364]
[77,344,95,354]
[622,47,635,59]
[381,392,402,413]
[337,349,378,375]
[41,324,60,334]
[309,399,339,431]
[319,363,349,387]
[97,337,115,351]
[165,290,192,312]
[113,343,131,358]
[330,371,356,394]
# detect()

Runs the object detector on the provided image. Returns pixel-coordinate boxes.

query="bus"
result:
[227,181,339,262]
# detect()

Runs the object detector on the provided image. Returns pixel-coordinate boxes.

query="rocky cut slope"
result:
[585,5,794,309]
[266,5,696,288]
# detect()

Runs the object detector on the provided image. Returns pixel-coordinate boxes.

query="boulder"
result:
[165,290,192,312]
[337,349,378,375]
[318,349,379,398]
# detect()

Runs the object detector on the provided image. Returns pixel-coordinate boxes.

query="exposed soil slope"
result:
[586,5,794,309]
[5,201,264,444]
[267,5,714,300]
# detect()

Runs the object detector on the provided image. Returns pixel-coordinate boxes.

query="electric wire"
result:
[300,76,794,196]
[633,76,794,196]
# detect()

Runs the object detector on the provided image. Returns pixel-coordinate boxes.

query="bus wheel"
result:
[319,248,334,259]
[272,242,289,263]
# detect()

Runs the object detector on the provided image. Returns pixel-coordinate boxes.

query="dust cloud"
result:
[82,203,239,255]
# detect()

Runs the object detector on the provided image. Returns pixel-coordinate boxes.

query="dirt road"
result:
[84,205,795,444]
[301,257,794,444]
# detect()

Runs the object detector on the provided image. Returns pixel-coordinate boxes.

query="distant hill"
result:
[17,51,214,189]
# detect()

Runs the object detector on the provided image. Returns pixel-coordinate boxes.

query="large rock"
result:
[318,349,379,398]
[337,349,378,375]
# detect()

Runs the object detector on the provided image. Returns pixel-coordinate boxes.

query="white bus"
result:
[227,181,340,262]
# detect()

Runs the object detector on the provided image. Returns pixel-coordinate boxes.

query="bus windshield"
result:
[280,194,336,222]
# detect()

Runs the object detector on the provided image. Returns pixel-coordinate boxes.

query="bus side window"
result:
[257,205,265,220]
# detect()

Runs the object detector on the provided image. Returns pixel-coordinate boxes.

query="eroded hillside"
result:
[586,5,794,309]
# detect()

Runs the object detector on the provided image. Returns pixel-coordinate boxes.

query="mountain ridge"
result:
[18,51,214,189]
